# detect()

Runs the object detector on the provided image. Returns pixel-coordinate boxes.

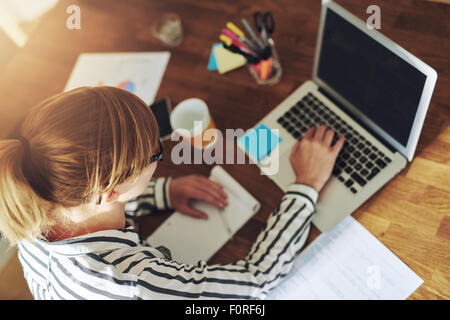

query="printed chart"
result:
[64,52,170,104]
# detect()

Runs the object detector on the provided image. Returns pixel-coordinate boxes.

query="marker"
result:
[221,29,258,55]
[260,57,273,80]
[226,22,244,38]
[219,34,256,56]
[222,28,240,42]
[219,34,232,46]
[225,22,261,53]
[223,45,260,64]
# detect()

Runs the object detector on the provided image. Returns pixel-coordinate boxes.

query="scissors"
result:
[253,11,275,45]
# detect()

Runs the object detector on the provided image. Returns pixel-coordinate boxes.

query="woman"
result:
[0,86,344,299]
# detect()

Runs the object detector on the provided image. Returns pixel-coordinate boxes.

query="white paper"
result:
[267,216,423,300]
[64,52,170,104]
[147,166,260,265]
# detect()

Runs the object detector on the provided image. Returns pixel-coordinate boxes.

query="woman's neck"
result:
[46,201,126,242]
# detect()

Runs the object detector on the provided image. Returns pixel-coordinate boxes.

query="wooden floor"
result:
[0,0,448,299]
[0,250,33,300]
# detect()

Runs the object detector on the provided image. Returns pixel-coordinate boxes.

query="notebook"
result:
[147,166,260,264]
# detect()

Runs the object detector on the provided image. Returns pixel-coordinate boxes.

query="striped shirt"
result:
[17,177,318,300]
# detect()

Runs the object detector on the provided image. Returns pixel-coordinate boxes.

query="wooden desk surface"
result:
[0,0,448,299]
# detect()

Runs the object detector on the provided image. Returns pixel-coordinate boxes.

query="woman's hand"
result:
[290,125,345,192]
[168,175,228,219]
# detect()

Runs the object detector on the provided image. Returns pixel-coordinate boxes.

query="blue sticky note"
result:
[237,123,282,161]
[207,43,221,71]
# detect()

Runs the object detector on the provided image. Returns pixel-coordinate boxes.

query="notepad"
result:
[207,43,221,71]
[237,123,282,162]
[147,166,260,264]
[214,45,247,74]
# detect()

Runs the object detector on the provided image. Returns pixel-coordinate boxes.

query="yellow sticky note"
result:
[214,46,246,74]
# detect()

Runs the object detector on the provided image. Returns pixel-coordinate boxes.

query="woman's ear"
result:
[105,189,120,204]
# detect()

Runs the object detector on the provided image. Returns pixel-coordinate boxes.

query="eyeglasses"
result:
[150,140,163,163]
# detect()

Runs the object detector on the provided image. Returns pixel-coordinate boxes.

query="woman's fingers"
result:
[323,128,335,146]
[179,205,208,220]
[198,186,228,207]
[313,124,327,140]
[331,134,346,157]
[190,180,227,205]
[169,175,229,220]
[190,175,227,199]
[187,188,227,208]
[304,126,315,139]
[290,140,300,162]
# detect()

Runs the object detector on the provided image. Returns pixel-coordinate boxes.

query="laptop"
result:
[246,0,437,232]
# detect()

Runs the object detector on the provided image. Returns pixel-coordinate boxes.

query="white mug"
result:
[170,98,216,148]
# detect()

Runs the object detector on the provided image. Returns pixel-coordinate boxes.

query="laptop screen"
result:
[317,8,427,147]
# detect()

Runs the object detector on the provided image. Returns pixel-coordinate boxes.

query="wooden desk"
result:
[0,0,448,299]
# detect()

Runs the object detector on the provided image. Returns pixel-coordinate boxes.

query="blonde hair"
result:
[0,86,160,245]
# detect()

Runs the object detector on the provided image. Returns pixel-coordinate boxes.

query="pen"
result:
[217,206,233,236]
[225,22,261,53]
[241,18,264,50]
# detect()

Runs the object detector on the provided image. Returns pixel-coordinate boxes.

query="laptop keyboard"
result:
[277,93,392,194]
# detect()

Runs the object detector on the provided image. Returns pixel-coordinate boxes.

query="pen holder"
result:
[247,39,282,85]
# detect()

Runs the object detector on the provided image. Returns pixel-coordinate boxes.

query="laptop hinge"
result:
[317,86,397,154]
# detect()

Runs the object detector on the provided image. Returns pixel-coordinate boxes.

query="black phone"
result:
[149,98,173,140]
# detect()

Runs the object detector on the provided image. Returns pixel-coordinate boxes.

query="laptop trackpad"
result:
[269,148,295,192]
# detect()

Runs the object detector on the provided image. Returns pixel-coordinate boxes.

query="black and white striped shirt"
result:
[17,177,317,300]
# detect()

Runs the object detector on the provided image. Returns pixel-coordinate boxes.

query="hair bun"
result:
[17,136,31,157]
